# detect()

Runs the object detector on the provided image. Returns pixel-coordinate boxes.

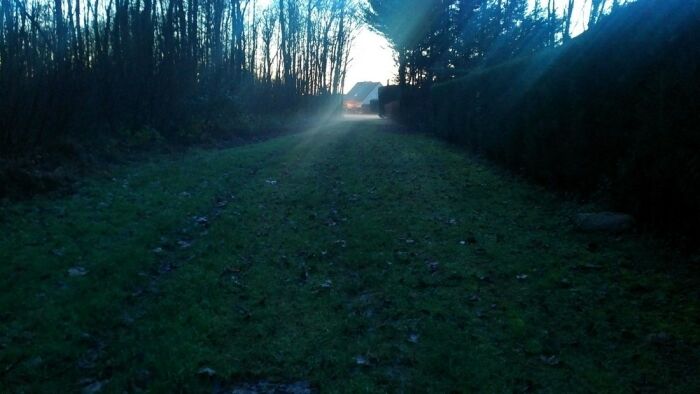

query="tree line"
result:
[0,0,360,157]
[366,0,633,88]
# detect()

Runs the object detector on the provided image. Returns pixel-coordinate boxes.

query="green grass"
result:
[1,118,698,392]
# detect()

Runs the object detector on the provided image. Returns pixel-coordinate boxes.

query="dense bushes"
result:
[431,0,700,240]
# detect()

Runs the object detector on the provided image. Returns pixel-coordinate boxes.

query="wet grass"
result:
[1,118,698,392]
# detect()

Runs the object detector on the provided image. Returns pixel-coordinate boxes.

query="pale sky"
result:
[344,27,395,93]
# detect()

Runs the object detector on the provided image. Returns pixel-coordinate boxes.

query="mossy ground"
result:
[1,117,698,392]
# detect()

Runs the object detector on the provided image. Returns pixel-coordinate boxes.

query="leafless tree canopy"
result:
[0,0,360,155]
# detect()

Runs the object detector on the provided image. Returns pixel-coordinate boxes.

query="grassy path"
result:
[1,118,698,392]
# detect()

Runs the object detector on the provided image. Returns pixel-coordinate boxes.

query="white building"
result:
[344,82,382,112]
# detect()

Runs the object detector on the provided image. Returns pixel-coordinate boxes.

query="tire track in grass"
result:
[93,124,362,392]
[48,134,319,392]
[74,123,356,392]
[206,134,357,393]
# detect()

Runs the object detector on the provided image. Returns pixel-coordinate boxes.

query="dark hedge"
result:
[430,0,700,241]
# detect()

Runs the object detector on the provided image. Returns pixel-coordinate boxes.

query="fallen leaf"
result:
[647,332,671,345]
[197,367,216,377]
[193,216,209,226]
[540,355,560,366]
[80,379,107,394]
[68,267,88,277]
[426,261,440,273]
[230,380,312,393]
[26,356,43,368]
[157,262,174,274]
[51,248,65,257]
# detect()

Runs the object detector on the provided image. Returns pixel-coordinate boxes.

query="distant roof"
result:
[345,82,383,102]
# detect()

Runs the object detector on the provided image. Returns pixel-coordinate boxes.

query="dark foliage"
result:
[431,0,700,242]
[366,0,567,88]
